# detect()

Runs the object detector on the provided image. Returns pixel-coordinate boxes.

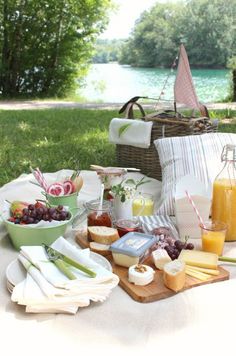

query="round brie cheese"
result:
[128,264,155,286]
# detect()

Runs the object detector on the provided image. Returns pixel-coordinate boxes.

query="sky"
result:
[100,0,161,39]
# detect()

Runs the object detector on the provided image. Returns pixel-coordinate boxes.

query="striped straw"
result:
[33,167,48,191]
[185,190,206,229]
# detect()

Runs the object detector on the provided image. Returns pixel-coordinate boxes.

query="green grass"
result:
[0,108,236,187]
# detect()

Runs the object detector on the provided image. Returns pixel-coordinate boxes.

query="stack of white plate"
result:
[6,259,26,294]
[5,252,112,294]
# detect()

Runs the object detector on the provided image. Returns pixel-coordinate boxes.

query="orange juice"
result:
[132,198,154,216]
[211,178,236,241]
[201,230,225,256]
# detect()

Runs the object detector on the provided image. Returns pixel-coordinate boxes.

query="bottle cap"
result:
[221,144,236,161]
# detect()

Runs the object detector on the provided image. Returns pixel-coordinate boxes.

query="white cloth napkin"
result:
[11,237,119,314]
[109,118,153,148]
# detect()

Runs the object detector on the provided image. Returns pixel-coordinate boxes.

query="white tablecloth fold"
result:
[11,237,119,314]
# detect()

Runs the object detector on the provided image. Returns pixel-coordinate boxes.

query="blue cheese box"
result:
[110,232,157,267]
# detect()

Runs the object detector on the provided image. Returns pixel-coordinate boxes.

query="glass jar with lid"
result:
[96,168,126,200]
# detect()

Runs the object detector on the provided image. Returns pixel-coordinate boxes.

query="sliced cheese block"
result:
[128,264,154,286]
[185,267,211,281]
[88,226,119,245]
[178,249,218,270]
[152,249,171,270]
[186,264,219,276]
[163,260,186,292]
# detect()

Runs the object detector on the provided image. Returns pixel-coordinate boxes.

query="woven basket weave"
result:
[116,103,218,181]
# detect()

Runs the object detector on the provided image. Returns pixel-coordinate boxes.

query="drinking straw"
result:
[30,167,48,191]
[185,190,206,229]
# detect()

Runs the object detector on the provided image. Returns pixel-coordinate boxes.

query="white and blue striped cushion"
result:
[154,133,236,216]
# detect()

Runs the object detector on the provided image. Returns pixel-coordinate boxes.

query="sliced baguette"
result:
[88,226,119,245]
[89,241,111,255]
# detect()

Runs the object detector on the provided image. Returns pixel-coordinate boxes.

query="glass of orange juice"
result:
[200,221,227,256]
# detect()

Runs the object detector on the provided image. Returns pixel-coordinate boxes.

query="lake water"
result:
[78,63,230,103]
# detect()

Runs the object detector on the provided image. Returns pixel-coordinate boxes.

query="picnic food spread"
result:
[3,162,236,314]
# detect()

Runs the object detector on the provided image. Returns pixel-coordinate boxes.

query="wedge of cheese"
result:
[178,249,218,270]
[163,260,186,292]
[152,249,171,270]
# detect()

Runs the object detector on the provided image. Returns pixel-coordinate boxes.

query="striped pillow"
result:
[154,133,236,216]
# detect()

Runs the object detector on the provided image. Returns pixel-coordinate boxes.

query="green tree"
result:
[0,0,112,97]
[119,3,183,67]
[92,39,124,63]
[228,57,236,101]
[180,0,236,67]
[119,0,236,69]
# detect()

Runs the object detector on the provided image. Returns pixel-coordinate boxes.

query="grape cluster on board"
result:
[8,202,70,225]
[151,227,194,260]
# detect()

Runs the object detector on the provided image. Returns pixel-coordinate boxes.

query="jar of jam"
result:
[86,199,113,240]
[115,218,143,237]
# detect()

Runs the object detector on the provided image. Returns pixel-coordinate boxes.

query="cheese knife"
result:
[43,244,96,279]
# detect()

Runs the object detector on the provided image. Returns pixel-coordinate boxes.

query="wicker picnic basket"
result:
[116,101,218,181]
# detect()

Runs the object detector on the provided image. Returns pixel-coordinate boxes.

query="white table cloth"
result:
[0,170,236,355]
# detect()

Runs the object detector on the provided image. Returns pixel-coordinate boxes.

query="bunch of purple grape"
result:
[151,227,194,260]
[10,203,70,224]
[165,239,194,260]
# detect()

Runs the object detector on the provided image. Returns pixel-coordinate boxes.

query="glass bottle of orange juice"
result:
[211,144,236,241]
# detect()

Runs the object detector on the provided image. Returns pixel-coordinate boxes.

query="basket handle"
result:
[119,96,146,119]
[125,102,145,119]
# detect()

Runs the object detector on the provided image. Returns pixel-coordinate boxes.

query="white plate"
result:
[7,283,13,294]
[6,252,112,288]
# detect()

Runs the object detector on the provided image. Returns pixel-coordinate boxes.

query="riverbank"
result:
[0,100,236,111]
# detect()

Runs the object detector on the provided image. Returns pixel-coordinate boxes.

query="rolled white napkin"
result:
[109,118,153,148]
[11,237,119,314]
[20,237,118,288]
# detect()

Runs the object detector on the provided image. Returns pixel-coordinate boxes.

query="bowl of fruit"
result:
[3,200,73,250]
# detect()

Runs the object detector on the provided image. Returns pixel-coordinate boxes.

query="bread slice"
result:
[163,260,186,292]
[87,226,119,245]
[89,241,111,253]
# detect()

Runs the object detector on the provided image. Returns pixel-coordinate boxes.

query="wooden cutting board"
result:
[75,231,230,303]
[112,257,229,303]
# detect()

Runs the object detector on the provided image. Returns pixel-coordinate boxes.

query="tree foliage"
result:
[228,57,236,101]
[0,0,112,97]
[92,39,124,63]
[119,0,236,69]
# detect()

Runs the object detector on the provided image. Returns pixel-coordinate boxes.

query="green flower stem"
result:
[219,256,236,263]
[54,259,77,280]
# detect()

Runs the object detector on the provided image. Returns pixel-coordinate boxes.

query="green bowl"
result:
[4,214,73,250]
[46,192,78,211]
